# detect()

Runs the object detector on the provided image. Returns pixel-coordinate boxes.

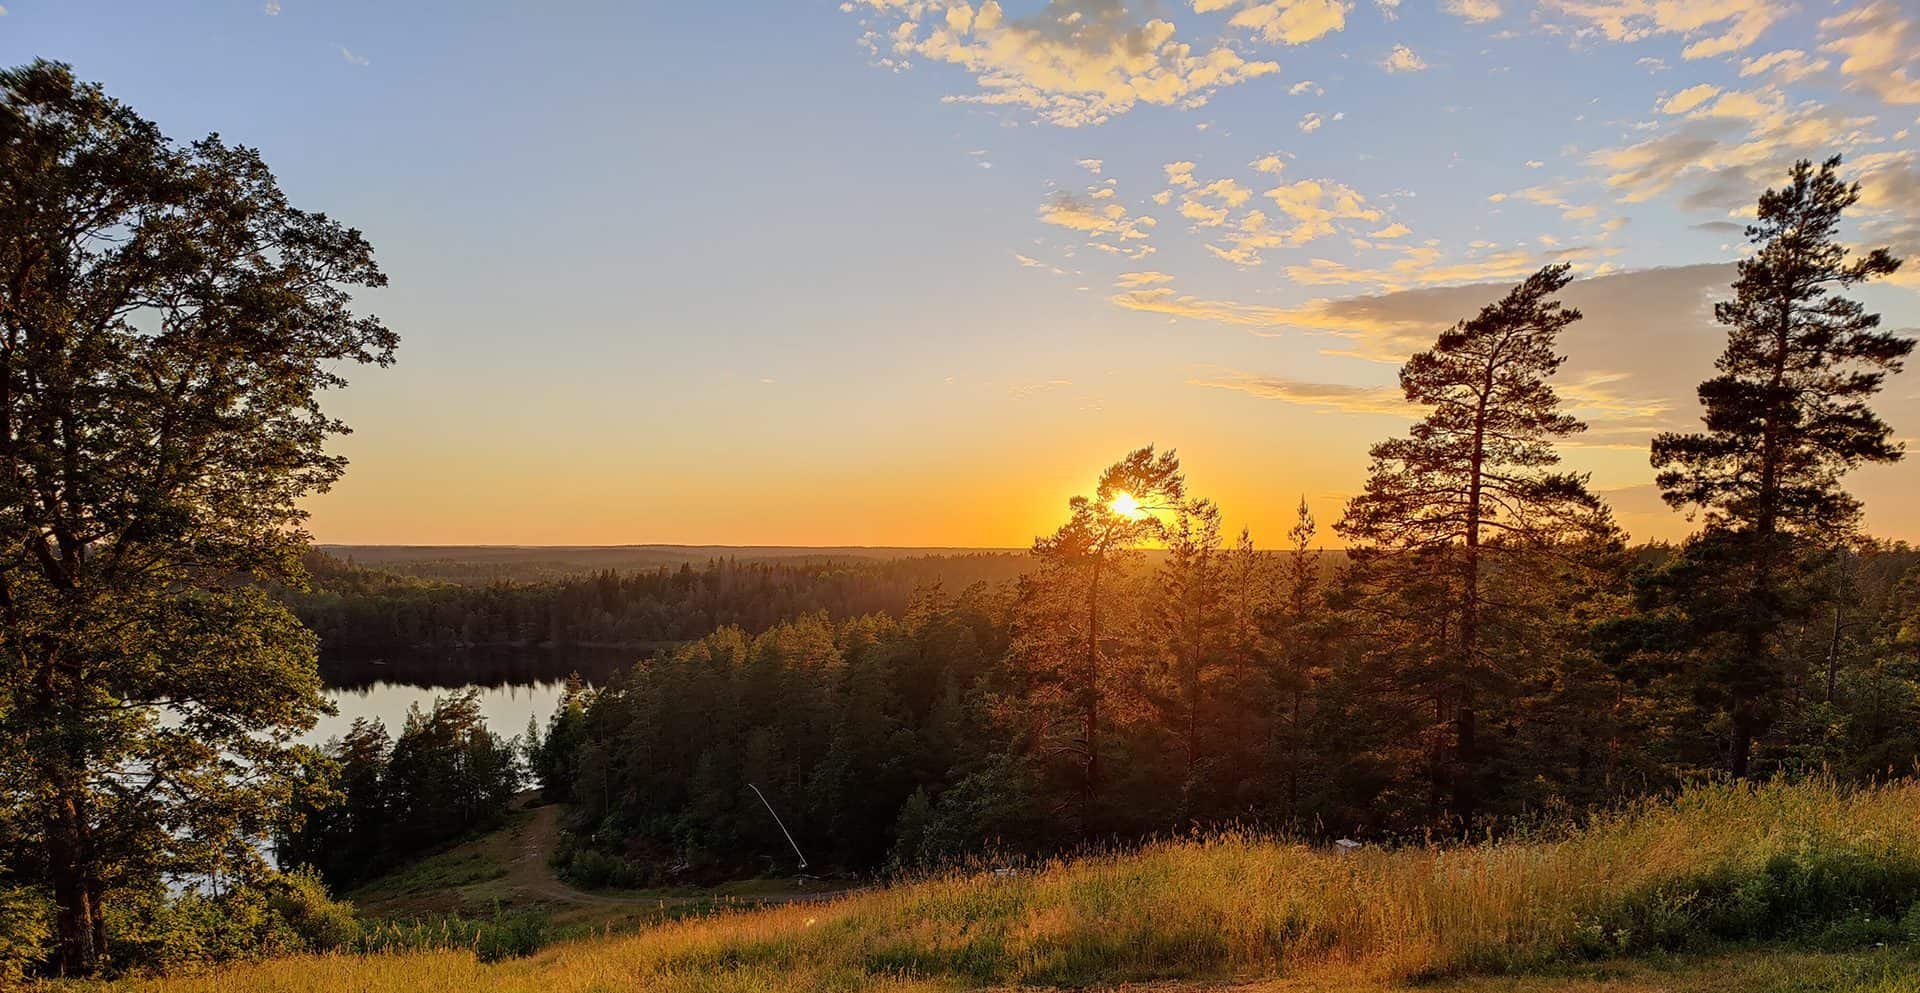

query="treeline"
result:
[522,161,1920,880]
[528,540,1919,881]
[278,693,524,891]
[284,553,1033,658]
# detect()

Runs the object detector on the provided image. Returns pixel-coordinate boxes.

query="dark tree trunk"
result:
[1081,558,1102,836]
[46,795,100,976]
[1730,694,1753,780]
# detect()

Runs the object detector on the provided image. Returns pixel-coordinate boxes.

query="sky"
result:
[3,0,1917,548]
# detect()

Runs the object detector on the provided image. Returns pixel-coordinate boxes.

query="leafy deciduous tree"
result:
[0,61,394,974]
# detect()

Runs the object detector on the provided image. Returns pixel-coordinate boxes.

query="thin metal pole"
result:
[748,783,808,870]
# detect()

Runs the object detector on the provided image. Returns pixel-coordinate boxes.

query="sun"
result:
[1109,491,1146,520]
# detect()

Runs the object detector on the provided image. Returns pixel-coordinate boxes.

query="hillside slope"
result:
[90,780,1920,992]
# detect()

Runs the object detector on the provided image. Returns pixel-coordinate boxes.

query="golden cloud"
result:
[853,0,1282,127]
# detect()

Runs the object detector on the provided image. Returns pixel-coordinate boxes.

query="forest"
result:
[3,56,1919,986]
[497,171,1920,883]
[285,551,1033,657]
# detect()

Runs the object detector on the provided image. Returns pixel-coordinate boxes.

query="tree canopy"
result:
[0,60,394,975]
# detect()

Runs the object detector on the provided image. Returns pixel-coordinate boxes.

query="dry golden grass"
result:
[66,779,1920,993]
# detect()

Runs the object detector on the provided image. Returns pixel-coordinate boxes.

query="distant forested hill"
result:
[317,543,1024,584]
[286,550,1036,659]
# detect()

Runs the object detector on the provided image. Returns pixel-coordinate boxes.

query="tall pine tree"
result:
[1338,263,1614,823]
[1648,155,1909,778]
[1013,447,1183,834]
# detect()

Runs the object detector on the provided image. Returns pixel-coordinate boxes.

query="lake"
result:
[309,679,573,746]
[307,648,638,744]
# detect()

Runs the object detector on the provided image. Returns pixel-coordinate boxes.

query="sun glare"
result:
[1110,491,1145,520]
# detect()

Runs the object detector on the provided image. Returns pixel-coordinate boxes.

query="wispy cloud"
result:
[844,0,1279,127]
[340,47,369,66]
[1192,372,1411,415]
[1820,1,1920,106]
[1442,0,1501,23]
[1538,0,1784,60]
[1194,0,1353,46]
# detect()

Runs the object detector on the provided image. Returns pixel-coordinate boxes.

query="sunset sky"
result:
[4,1,1917,547]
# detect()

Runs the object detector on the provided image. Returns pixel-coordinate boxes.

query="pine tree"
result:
[1272,498,1326,810]
[1139,497,1231,820]
[1649,155,1909,778]
[1013,447,1183,833]
[1338,263,1614,823]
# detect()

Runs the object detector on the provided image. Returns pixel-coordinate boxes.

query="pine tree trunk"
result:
[1455,355,1494,825]
[1082,558,1102,835]
[1729,684,1753,780]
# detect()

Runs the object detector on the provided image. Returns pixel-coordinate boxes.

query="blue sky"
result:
[3,0,1916,545]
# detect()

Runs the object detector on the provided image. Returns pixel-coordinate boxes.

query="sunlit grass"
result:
[72,779,1920,992]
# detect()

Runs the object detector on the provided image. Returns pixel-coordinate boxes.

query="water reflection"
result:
[309,648,636,746]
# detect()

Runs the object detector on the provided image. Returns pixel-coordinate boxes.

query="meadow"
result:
[67,778,1920,992]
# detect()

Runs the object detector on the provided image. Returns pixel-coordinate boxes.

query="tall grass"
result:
[83,779,1920,992]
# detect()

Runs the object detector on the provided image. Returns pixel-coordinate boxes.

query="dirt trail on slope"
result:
[506,803,660,906]
[506,800,857,909]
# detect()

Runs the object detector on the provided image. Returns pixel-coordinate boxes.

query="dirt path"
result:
[506,801,857,909]
[506,803,660,906]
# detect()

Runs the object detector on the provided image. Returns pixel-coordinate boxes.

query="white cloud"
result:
[850,0,1281,127]
[1299,112,1325,133]
[1660,83,1720,115]
[1039,192,1157,259]
[340,47,369,66]
[1289,79,1325,96]
[1077,158,1104,173]
[1443,0,1501,23]
[1193,372,1410,415]
[1737,49,1829,85]
[1381,44,1427,73]
[1539,0,1784,60]
[1820,1,1920,106]
[1195,0,1353,46]
[263,0,280,13]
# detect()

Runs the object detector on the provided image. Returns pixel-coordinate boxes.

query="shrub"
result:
[101,871,365,974]
[266,869,362,952]
[352,909,552,962]
[558,847,649,890]
[0,886,49,984]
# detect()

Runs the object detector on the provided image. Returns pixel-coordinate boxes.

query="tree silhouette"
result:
[1338,264,1614,823]
[1649,155,1909,778]
[0,61,394,974]
[1015,446,1182,834]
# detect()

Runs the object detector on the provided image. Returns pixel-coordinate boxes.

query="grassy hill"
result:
[81,779,1920,992]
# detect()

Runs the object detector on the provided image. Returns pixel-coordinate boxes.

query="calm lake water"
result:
[307,680,572,746]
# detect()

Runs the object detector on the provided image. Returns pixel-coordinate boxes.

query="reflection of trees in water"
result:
[319,646,640,690]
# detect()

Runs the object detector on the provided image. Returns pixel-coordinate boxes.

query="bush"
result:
[1570,839,1920,958]
[352,909,552,962]
[558,846,650,890]
[102,871,364,974]
[0,886,49,985]
[266,869,362,952]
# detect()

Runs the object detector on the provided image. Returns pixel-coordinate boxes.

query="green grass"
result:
[345,816,525,916]
[58,779,1920,992]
